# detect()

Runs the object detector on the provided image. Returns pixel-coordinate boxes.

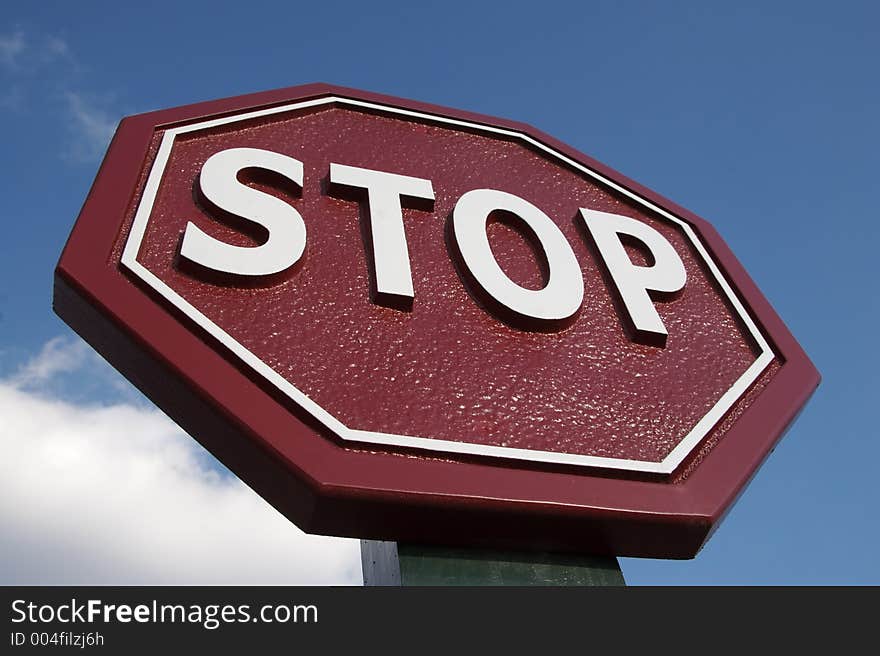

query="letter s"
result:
[180,147,306,277]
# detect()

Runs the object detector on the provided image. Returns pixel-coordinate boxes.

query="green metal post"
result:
[361,541,625,586]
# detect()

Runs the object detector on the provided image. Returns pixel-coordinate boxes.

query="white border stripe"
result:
[121,96,773,474]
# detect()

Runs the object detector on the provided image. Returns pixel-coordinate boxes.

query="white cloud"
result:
[64,91,119,161]
[0,31,70,70]
[44,35,70,61]
[0,30,116,161]
[10,335,92,388]
[0,338,363,585]
[0,31,25,69]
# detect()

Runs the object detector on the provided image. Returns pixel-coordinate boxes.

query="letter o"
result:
[452,189,584,323]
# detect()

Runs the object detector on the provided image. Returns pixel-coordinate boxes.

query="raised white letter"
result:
[452,189,584,325]
[578,208,686,346]
[329,163,434,306]
[180,147,306,277]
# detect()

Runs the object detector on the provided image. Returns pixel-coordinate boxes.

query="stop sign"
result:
[54,83,818,558]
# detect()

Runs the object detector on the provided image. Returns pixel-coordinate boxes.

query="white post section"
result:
[179,148,306,277]
[329,163,435,303]
[578,208,686,345]
[452,189,584,324]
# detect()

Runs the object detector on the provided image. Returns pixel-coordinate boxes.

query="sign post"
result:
[54,83,818,578]
[361,541,625,586]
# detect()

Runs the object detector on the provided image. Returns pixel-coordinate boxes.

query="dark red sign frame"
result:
[54,83,818,558]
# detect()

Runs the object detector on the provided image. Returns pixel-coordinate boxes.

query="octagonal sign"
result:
[54,84,818,558]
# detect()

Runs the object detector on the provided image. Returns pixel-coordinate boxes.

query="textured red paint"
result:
[54,84,820,557]
[132,106,757,463]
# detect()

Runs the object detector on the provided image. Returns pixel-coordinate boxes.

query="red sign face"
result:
[55,84,818,557]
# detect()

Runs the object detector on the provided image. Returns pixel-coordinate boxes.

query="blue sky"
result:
[0,1,877,584]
